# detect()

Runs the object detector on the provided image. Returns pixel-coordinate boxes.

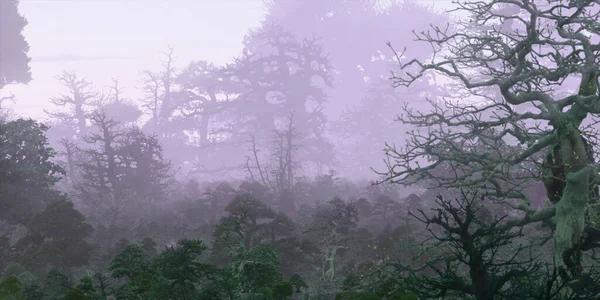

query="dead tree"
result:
[45,70,100,136]
[140,46,178,130]
[270,113,302,214]
[379,0,600,289]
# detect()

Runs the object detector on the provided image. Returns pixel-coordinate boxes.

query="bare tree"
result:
[245,134,269,187]
[244,113,302,214]
[380,0,600,289]
[271,113,302,214]
[74,110,124,226]
[102,77,142,124]
[57,137,78,184]
[45,70,101,136]
[140,46,178,130]
[176,60,239,147]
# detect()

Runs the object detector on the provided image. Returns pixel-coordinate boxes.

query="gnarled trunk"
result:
[553,113,593,278]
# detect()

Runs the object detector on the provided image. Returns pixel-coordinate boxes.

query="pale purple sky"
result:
[3,0,457,120]
[4,0,265,119]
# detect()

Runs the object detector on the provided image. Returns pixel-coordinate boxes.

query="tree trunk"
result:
[554,166,590,275]
[553,128,591,277]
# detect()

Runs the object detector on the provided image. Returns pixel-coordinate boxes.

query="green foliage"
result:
[155,239,215,299]
[3,99,600,300]
[0,276,23,300]
[113,282,142,300]
[341,274,361,291]
[248,285,273,299]
[15,200,94,270]
[21,281,44,300]
[75,276,94,293]
[108,244,153,280]
[62,288,88,300]
[43,269,73,300]
[108,244,157,298]
[375,278,417,300]
[334,291,380,300]
[0,119,65,225]
[289,274,308,293]
[338,273,419,300]
[272,280,293,300]
[72,276,102,300]
[139,237,158,255]
[231,243,283,289]
[209,266,243,299]
[112,238,131,255]
[196,285,223,300]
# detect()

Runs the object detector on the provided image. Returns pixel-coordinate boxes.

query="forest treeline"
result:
[0,114,430,299]
[2,117,597,300]
[4,0,600,299]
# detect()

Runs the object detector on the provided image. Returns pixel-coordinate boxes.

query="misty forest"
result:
[3,0,600,299]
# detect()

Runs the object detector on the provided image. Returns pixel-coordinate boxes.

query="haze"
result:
[5,0,599,299]
[2,0,458,182]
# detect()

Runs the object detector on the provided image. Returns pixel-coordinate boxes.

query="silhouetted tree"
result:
[101,77,142,125]
[176,60,241,146]
[0,119,65,225]
[265,0,449,178]
[0,0,31,91]
[55,137,78,186]
[405,191,542,299]
[228,23,335,174]
[140,47,178,131]
[45,70,101,137]
[73,111,123,226]
[73,110,173,227]
[171,60,245,178]
[13,200,94,271]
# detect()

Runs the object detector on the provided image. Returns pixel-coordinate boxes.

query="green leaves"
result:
[155,239,215,299]
[0,276,23,300]
[107,239,221,300]
[289,274,308,293]
[62,288,89,300]
[272,280,293,300]
[0,119,65,225]
[230,243,283,289]
[108,244,156,298]
[213,194,295,263]
[12,200,94,270]
[108,245,153,280]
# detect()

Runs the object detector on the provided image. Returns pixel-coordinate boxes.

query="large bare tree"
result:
[381,0,600,287]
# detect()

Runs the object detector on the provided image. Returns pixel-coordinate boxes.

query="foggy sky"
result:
[2,0,457,120]
[3,0,265,119]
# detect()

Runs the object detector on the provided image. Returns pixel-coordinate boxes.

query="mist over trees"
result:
[0,0,30,123]
[0,0,30,91]
[3,0,600,299]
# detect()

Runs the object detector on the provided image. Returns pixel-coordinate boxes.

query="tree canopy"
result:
[0,0,31,90]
